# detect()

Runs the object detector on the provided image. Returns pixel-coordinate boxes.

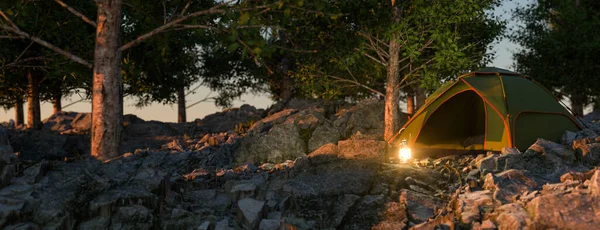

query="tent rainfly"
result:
[398,67,582,157]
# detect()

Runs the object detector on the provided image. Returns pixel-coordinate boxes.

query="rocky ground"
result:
[1,99,600,229]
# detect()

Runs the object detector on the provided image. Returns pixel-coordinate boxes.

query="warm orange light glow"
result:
[399,146,411,163]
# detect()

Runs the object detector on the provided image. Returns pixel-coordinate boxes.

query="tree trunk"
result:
[26,71,42,130]
[52,93,62,114]
[405,87,415,115]
[177,85,186,123]
[384,6,402,143]
[91,0,123,161]
[280,57,293,102]
[414,86,426,111]
[14,101,24,127]
[570,91,585,117]
[384,40,402,142]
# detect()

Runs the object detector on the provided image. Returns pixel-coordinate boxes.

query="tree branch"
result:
[326,74,384,97]
[0,24,92,68]
[0,10,18,29]
[54,0,97,27]
[180,0,192,17]
[356,48,387,66]
[0,35,24,39]
[119,4,227,51]
[237,37,274,74]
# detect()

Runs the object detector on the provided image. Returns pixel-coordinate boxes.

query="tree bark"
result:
[14,101,24,127]
[91,0,123,161]
[414,86,426,111]
[384,7,402,143]
[384,41,402,142]
[279,56,293,102]
[570,91,585,117]
[405,87,415,115]
[26,71,42,130]
[177,85,186,123]
[52,93,62,114]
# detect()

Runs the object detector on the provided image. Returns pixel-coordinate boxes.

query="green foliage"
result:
[0,0,95,108]
[511,0,600,102]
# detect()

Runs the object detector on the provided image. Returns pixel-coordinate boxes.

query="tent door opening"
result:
[415,90,486,150]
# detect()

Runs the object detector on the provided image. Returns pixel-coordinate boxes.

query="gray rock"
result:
[12,131,89,162]
[337,139,385,161]
[89,186,157,217]
[109,205,154,230]
[259,219,280,230]
[399,189,444,224]
[230,182,257,202]
[279,160,376,197]
[481,219,496,230]
[455,190,494,225]
[197,104,263,133]
[306,143,339,165]
[4,222,40,230]
[339,194,386,229]
[345,98,386,138]
[495,203,530,230]
[308,122,340,152]
[267,211,282,220]
[236,123,307,164]
[131,167,167,192]
[78,217,110,230]
[42,111,78,132]
[71,113,92,131]
[198,221,211,230]
[0,126,9,146]
[0,145,18,189]
[526,191,599,229]
[371,202,407,230]
[237,198,265,229]
[249,109,297,133]
[215,219,232,230]
[295,194,359,228]
[476,154,497,173]
[527,139,576,164]
[483,170,537,204]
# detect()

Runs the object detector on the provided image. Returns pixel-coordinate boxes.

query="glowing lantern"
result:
[398,139,411,163]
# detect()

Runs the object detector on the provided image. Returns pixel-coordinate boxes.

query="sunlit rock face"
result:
[1,100,600,229]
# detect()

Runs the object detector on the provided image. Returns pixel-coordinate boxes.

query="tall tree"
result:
[277,0,502,141]
[2,0,303,160]
[512,0,600,117]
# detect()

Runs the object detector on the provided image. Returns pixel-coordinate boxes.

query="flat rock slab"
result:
[237,198,265,229]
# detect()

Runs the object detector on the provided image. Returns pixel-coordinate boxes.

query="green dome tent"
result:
[398,67,582,157]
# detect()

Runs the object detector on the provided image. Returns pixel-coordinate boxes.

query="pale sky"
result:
[0,1,528,123]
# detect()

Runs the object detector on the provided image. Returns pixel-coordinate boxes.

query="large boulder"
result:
[483,170,538,204]
[400,189,444,224]
[275,160,376,197]
[71,113,92,131]
[11,131,89,163]
[337,139,386,161]
[294,194,360,229]
[0,126,17,189]
[236,123,306,164]
[109,205,154,230]
[454,190,494,225]
[494,203,531,230]
[308,122,341,152]
[42,111,78,132]
[339,194,388,230]
[526,191,600,229]
[344,98,385,138]
[197,104,264,134]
